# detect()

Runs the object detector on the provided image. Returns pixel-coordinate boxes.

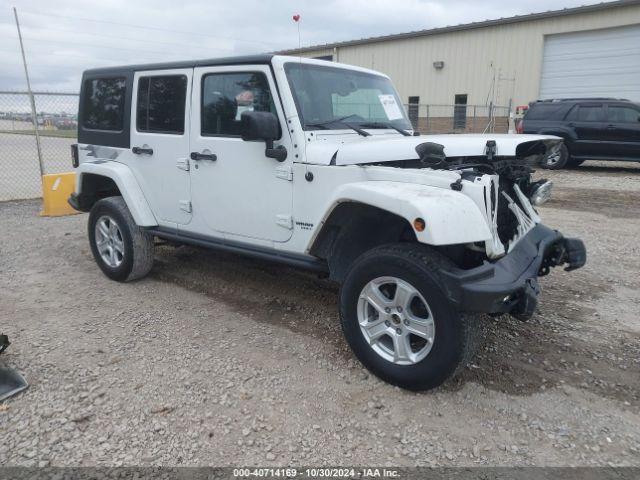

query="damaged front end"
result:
[412,138,585,320]
[414,138,560,259]
[438,224,586,320]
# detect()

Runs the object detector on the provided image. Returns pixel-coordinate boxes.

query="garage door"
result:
[539,24,640,102]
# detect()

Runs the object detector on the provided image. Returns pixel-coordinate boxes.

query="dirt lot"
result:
[1,160,639,467]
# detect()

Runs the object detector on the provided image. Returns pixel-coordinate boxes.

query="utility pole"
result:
[13,6,44,178]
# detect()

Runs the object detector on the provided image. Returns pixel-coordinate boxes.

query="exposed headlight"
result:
[529,180,553,206]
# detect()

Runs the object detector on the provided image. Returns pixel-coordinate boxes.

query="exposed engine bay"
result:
[365,140,557,260]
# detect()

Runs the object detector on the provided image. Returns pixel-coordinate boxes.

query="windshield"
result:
[284,62,412,131]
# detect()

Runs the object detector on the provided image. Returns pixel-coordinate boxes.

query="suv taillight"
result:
[71,144,79,168]
[516,119,524,134]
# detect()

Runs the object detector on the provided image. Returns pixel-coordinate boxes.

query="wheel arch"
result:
[307,182,492,281]
[73,162,157,226]
[309,201,418,282]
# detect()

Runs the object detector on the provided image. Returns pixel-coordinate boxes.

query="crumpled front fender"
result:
[320,181,492,246]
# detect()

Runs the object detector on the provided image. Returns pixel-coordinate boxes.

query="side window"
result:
[576,105,603,122]
[136,75,187,134]
[201,72,276,136]
[82,77,126,131]
[607,106,640,123]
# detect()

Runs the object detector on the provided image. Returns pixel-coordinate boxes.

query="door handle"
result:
[190,152,217,161]
[132,146,153,155]
[606,124,616,129]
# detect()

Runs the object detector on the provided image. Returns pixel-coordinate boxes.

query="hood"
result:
[303,133,562,166]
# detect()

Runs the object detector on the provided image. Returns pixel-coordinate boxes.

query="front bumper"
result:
[439,224,586,319]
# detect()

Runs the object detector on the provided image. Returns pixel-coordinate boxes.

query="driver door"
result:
[187,65,294,243]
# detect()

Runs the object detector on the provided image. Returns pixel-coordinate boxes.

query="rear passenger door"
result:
[566,103,607,157]
[604,103,640,159]
[129,69,192,226]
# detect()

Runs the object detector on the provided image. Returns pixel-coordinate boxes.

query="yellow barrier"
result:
[40,172,80,217]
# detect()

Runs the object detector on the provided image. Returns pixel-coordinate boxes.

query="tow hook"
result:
[539,237,587,276]
[563,238,587,271]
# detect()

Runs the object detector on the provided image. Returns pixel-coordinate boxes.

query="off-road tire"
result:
[339,243,481,391]
[541,143,570,169]
[88,196,154,282]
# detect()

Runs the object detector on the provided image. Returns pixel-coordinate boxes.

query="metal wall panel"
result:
[295,5,640,107]
[540,24,640,101]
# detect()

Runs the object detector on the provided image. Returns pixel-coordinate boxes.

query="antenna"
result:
[291,13,309,174]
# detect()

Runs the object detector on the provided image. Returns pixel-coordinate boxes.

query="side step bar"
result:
[146,227,329,274]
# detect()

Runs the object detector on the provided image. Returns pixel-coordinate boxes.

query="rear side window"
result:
[607,106,639,123]
[567,105,604,122]
[81,77,127,131]
[136,75,187,134]
[524,103,566,120]
[201,72,276,137]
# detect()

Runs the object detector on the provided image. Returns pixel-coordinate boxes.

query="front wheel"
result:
[541,143,570,169]
[339,244,479,391]
[88,196,155,282]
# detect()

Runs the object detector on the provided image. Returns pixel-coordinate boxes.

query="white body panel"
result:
[303,133,561,166]
[75,55,557,260]
[75,160,157,226]
[129,68,193,226]
[186,64,294,243]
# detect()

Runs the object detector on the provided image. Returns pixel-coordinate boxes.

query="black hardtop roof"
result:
[83,54,275,76]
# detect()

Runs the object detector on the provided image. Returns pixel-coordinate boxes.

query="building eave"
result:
[278,0,640,54]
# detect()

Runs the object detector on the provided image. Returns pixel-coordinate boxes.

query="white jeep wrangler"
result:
[69,55,586,390]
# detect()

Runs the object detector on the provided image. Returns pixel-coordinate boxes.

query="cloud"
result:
[0,0,594,91]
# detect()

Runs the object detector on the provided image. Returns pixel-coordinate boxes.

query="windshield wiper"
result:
[306,115,370,137]
[359,121,411,136]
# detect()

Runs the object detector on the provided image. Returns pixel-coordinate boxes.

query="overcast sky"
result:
[0,0,602,92]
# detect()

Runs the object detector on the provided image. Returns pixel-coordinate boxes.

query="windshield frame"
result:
[283,62,412,132]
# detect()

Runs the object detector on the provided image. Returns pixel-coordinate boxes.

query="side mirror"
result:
[240,111,287,162]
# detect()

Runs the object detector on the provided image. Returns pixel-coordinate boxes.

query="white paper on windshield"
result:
[378,94,404,120]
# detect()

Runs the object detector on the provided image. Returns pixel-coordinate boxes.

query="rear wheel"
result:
[88,196,154,282]
[541,143,569,169]
[339,244,480,391]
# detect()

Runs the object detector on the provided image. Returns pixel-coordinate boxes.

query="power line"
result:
[0,34,177,56]
[21,10,282,48]
[0,46,160,65]
[20,23,234,54]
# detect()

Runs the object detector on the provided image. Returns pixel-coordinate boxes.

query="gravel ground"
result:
[1,160,639,467]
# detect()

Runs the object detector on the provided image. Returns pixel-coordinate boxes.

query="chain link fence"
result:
[0,91,78,201]
[405,103,511,134]
[0,92,511,202]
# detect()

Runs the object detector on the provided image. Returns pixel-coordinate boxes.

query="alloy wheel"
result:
[357,276,435,365]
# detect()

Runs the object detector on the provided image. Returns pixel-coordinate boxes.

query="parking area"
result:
[0,132,76,201]
[1,160,639,467]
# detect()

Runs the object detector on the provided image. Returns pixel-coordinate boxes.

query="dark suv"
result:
[518,98,640,169]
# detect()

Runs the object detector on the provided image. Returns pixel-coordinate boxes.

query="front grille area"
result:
[496,180,522,246]
[481,175,538,259]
